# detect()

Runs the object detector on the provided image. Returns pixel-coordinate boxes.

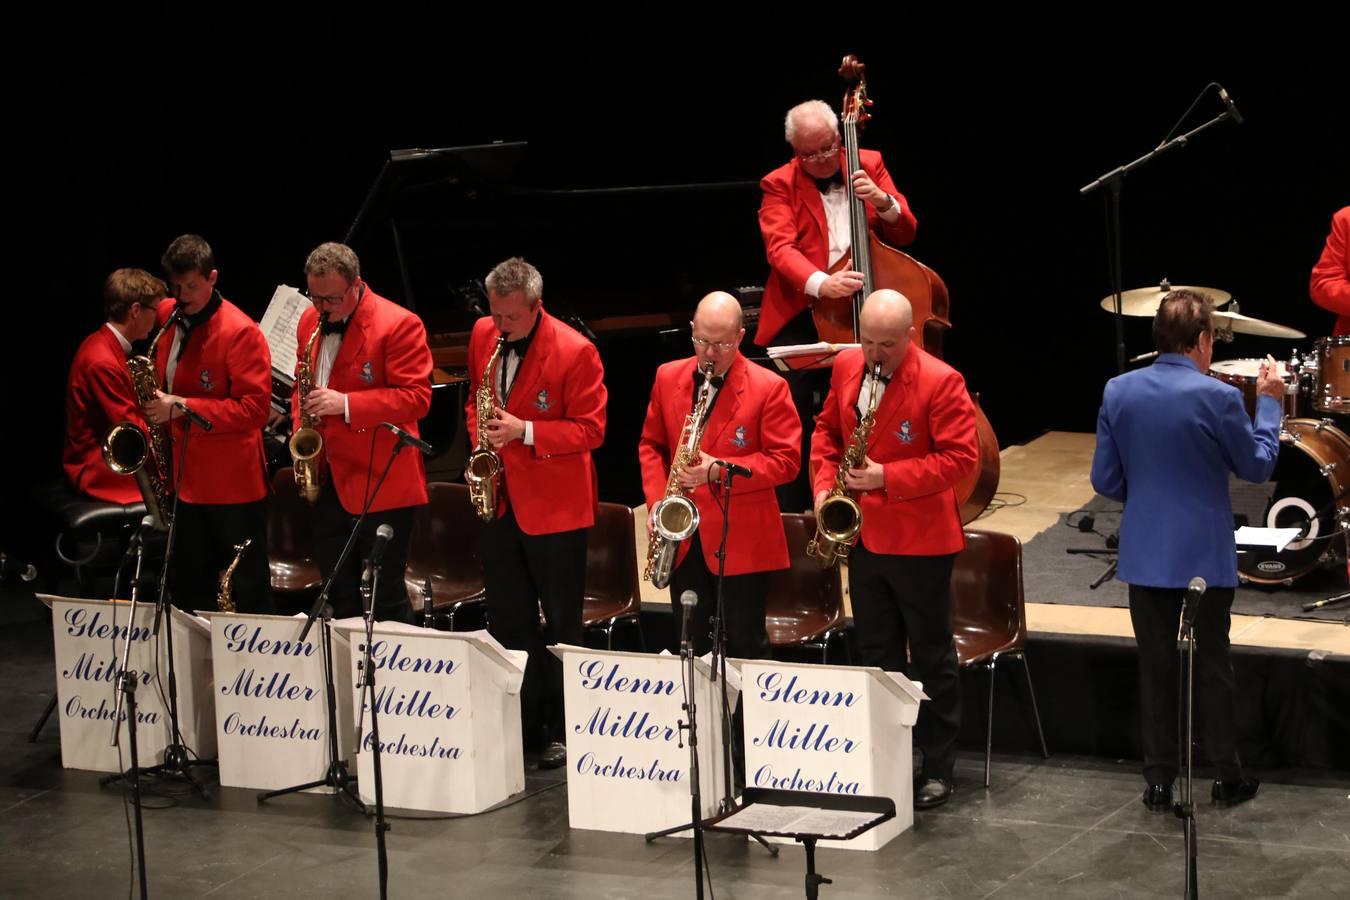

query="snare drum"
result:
[1234,418,1350,584]
[1313,336,1350,413]
[1208,358,1305,420]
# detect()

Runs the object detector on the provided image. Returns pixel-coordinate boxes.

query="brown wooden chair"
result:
[950,527,1049,787]
[268,467,322,600]
[405,482,486,630]
[764,512,848,663]
[582,502,643,650]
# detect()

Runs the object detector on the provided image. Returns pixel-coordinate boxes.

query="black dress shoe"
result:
[1142,783,1173,812]
[914,778,953,810]
[539,741,567,770]
[1212,776,1259,808]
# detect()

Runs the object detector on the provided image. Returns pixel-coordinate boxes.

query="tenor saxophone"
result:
[216,538,252,614]
[103,308,182,530]
[807,361,882,568]
[289,316,327,502]
[644,362,717,588]
[465,336,506,521]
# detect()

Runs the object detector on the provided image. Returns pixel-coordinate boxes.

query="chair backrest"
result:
[583,501,639,620]
[949,528,1027,664]
[764,513,845,644]
[405,482,485,599]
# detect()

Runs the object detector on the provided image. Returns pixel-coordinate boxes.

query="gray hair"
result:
[784,100,839,144]
[304,242,361,282]
[485,257,543,303]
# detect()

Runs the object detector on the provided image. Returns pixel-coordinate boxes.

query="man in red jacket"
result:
[295,241,432,623]
[758,99,918,512]
[144,235,273,613]
[639,291,800,658]
[64,268,163,504]
[1311,206,1350,334]
[811,289,978,809]
[466,257,607,768]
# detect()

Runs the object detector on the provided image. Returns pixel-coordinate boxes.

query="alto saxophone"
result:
[465,336,506,521]
[644,362,717,588]
[103,308,182,531]
[807,361,883,568]
[289,315,327,502]
[216,538,252,614]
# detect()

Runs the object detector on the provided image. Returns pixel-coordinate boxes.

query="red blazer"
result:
[756,148,917,346]
[639,355,801,575]
[810,346,977,556]
[63,325,144,504]
[465,311,606,535]
[1311,206,1350,335]
[293,288,433,515]
[155,297,270,505]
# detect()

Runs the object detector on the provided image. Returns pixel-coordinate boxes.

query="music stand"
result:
[706,788,896,900]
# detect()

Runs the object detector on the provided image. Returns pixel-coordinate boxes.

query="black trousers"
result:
[755,308,829,515]
[1128,584,1242,786]
[170,498,274,614]
[311,486,416,622]
[482,507,587,746]
[848,547,961,782]
[667,530,770,659]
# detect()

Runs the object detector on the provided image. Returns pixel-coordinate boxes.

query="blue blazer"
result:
[1090,354,1281,589]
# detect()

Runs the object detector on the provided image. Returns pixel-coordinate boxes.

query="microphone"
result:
[380,422,434,455]
[174,401,213,431]
[679,590,697,648]
[121,515,156,564]
[1182,576,1206,630]
[712,460,752,479]
[566,313,599,344]
[0,553,37,583]
[366,524,394,571]
[1217,85,1244,125]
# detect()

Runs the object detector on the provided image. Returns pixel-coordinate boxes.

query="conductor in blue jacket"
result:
[1091,289,1281,813]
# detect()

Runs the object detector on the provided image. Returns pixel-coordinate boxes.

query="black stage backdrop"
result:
[8,13,1346,567]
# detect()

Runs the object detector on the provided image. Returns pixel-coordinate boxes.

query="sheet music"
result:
[259,284,310,378]
[1234,526,1303,552]
[766,342,860,360]
[717,804,880,838]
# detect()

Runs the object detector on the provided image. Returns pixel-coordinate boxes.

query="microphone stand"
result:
[117,411,215,798]
[1082,88,1242,374]
[356,555,391,899]
[258,436,411,806]
[677,597,707,900]
[1176,584,1202,900]
[107,526,150,899]
[646,465,777,854]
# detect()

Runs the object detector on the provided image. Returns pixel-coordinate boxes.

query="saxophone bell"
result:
[103,421,169,531]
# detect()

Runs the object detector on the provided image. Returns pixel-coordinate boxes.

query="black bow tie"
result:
[813,171,845,193]
[320,317,350,336]
[867,369,891,386]
[693,369,725,390]
[505,334,532,357]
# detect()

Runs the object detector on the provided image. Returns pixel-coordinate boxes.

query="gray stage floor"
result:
[3,604,1349,898]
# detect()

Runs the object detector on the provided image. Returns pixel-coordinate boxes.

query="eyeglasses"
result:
[796,142,840,165]
[305,288,349,306]
[691,337,737,352]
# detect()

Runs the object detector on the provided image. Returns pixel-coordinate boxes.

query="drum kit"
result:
[1105,281,1350,594]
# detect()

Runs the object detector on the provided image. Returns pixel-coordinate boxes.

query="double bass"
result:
[811,54,999,524]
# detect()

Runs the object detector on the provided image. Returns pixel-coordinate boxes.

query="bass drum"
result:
[1234,418,1350,585]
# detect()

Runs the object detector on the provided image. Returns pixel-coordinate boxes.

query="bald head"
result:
[694,291,743,332]
[859,290,915,374]
[690,291,745,374]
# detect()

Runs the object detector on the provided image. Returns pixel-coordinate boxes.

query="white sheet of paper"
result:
[766,342,861,359]
[259,284,310,380]
[1234,526,1304,552]
[717,804,880,838]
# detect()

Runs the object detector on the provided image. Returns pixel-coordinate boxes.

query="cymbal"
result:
[1212,310,1306,340]
[1100,285,1232,317]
